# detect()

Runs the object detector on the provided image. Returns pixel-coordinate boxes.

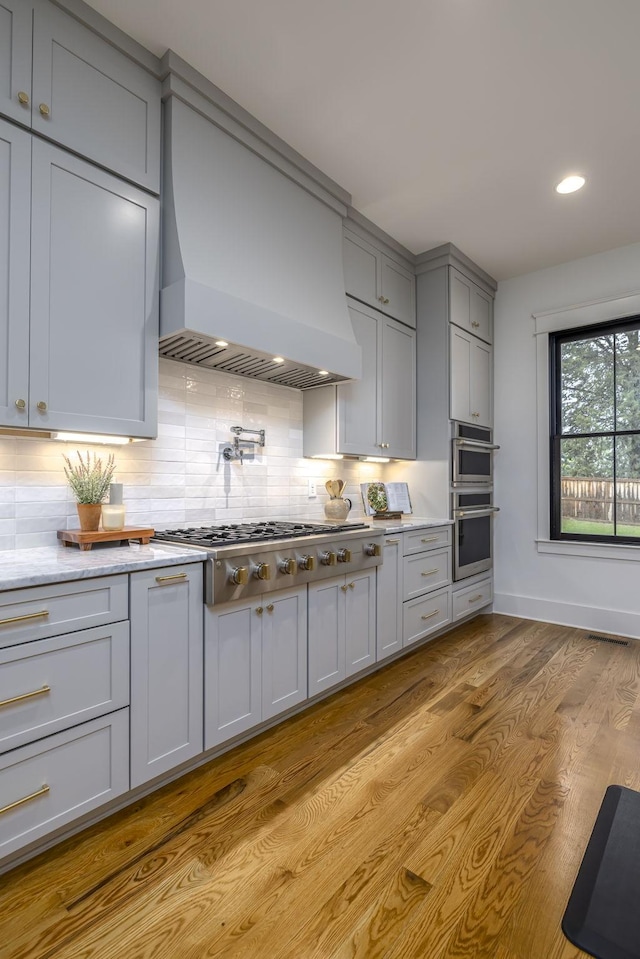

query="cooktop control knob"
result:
[337,548,352,563]
[253,563,271,581]
[230,566,249,586]
[279,558,296,575]
[299,554,316,571]
[364,542,382,557]
[320,550,337,566]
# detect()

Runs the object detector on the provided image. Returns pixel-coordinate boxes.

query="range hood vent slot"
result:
[160,97,361,390]
[159,334,345,390]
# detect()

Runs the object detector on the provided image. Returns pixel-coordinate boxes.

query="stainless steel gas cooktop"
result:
[153,520,383,605]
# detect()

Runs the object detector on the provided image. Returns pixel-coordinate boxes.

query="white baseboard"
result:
[493,592,640,640]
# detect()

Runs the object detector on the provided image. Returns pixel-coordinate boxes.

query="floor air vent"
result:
[586,633,629,647]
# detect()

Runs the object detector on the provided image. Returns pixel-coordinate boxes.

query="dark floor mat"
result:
[562,784,640,959]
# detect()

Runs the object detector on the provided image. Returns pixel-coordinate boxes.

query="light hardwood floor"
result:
[2,613,639,959]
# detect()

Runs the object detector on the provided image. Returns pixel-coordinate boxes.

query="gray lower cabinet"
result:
[303,299,416,459]
[1,135,159,437]
[308,569,376,695]
[1,0,160,192]
[205,585,308,749]
[0,709,129,860]
[129,565,203,789]
[376,535,403,661]
[452,576,493,621]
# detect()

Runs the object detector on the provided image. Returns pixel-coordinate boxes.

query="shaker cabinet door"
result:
[0,118,30,428]
[261,586,307,721]
[381,317,416,458]
[337,301,379,455]
[31,2,161,192]
[0,0,32,128]
[29,140,159,437]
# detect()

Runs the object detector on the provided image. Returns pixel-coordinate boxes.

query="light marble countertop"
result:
[0,543,206,591]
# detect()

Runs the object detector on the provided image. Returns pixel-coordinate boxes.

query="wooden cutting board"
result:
[57,527,155,551]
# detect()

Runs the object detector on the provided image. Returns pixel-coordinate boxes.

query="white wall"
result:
[493,241,640,638]
[0,359,383,550]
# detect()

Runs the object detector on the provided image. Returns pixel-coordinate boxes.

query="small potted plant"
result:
[63,451,116,531]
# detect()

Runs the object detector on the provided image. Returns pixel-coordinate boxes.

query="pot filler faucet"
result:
[222,426,266,463]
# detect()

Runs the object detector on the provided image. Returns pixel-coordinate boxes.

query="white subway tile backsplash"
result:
[1,359,378,547]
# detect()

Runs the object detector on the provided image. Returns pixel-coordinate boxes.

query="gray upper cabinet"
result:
[1,137,159,437]
[449,267,493,344]
[343,228,416,329]
[450,325,492,427]
[303,298,416,459]
[0,0,32,127]
[0,119,30,428]
[0,0,160,193]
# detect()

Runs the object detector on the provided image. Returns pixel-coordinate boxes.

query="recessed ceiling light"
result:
[556,175,586,194]
[318,370,329,377]
[272,356,285,364]
[215,339,228,347]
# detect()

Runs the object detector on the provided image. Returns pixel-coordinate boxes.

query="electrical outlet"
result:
[308,479,317,498]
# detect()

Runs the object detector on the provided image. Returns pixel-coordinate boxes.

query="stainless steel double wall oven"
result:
[451,422,500,581]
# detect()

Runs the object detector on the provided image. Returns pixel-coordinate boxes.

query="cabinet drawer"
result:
[0,623,130,754]
[403,588,451,646]
[452,578,493,621]
[403,526,451,555]
[0,576,128,649]
[0,710,129,859]
[403,547,451,601]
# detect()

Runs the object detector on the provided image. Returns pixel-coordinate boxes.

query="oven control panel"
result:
[206,533,384,605]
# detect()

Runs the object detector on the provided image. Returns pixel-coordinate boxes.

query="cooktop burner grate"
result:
[153,520,368,548]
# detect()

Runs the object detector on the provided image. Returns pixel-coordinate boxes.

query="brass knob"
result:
[36,401,47,412]
[349,582,355,589]
[320,551,337,566]
[17,91,30,105]
[15,399,26,410]
[337,548,351,563]
[254,563,271,581]
[378,295,390,305]
[39,103,50,117]
[471,320,480,328]
[230,566,249,586]
[255,606,263,615]
[299,554,315,571]
[340,584,348,592]
[266,603,274,612]
[364,542,381,557]
[279,558,296,575]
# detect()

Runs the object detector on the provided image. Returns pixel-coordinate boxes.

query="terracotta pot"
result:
[76,503,102,532]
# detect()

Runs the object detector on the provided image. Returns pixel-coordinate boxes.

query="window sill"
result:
[536,538,640,562]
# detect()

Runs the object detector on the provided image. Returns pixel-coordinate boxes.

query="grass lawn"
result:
[561,517,640,537]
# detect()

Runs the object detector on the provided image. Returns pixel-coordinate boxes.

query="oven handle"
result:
[455,507,501,518]
[455,438,501,451]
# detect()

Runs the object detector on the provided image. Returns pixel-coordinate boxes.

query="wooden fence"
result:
[561,477,640,524]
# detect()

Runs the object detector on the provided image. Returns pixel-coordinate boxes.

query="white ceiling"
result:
[84,0,640,281]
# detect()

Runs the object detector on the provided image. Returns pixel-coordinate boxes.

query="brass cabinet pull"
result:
[15,398,26,410]
[266,604,274,612]
[420,536,438,543]
[255,606,263,615]
[471,320,480,328]
[0,685,50,709]
[0,784,49,817]
[420,568,439,577]
[468,594,484,603]
[36,401,47,412]
[0,609,49,627]
[38,103,50,117]
[385,539,400,546]
[17,91,30,105]
[421,609,440,621]
[155,572,187,584]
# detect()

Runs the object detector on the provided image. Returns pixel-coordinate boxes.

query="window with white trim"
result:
[550,315,640,542]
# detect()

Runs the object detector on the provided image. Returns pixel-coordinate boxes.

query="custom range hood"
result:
[160,88,361,389]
